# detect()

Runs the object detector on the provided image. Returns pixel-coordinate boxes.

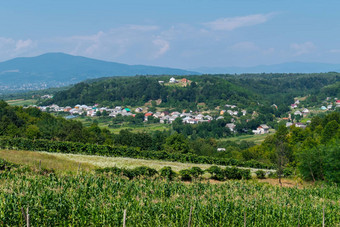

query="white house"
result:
[302,108,309,114]
[226,123,236,132]
[252,124,270,135]
[169,77,176,83]
[294,110,302,116]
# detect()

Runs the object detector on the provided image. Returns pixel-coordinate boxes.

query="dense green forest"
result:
[244,112,340,183]
[42,73,340,115]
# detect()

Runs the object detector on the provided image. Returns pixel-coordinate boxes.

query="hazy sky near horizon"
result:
[1,0,340,69]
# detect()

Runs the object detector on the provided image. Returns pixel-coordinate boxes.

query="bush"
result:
[207,166,224,181]
[283,167,294,177]
[224,167,242,180]
[268,171,277,178]
[190,167,204,179]
[179,169,192,181]
[160,166,176,181]
[133,166,158,178]
[256,170,266,179]
[240,169,252,180]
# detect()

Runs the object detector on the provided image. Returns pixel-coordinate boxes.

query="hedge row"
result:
[0,137,275,169]
[96,165,252,182]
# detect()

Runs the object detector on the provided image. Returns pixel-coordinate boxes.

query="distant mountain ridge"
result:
[0,53,198,91]
[194,62,340,74]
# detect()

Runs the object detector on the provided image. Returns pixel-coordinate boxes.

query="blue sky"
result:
[1,0,340,69]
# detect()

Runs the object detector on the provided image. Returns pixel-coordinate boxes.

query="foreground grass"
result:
[0,169,339,226]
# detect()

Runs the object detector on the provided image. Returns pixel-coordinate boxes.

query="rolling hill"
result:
[0,53,198,92]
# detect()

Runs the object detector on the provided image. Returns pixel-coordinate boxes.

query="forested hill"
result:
[0,53,198,91]
[42,73,340,112]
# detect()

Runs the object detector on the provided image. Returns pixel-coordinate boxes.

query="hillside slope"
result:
[0,53,198,91]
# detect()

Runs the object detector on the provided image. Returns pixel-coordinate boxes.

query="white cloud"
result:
[290,42,316,55]
[0,37,35,60]
[15,39,33,51]
[204,13,274,31]
[54,25,169,61]
[152,39,170,58]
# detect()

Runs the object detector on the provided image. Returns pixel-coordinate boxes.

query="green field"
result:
[76,116,171,133]
[220,130,275,145]
[106,123,171,134]
[1,165,339,226]
[6,99,37,106]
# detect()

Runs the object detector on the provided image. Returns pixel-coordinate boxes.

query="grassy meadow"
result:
[6,99,37,106]
[0,149,273,174]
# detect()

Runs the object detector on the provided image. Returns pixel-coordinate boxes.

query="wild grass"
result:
[0,150,96,173]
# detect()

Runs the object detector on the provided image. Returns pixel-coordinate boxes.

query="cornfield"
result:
[0,170,339,226]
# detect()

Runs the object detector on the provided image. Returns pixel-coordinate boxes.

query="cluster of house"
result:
[34,103,270,134]
[291,98,340,111]
[293,108,310,117]
[321,98,340,110]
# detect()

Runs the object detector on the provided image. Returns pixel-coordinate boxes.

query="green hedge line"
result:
[96,165,251,182]
[0,137,275,169]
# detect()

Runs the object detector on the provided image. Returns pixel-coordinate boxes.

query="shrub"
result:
[256,170,266,179]
[268,171,277,178]
[160,166,176,181]
[283,167,294,177]
[189,167,204,179]
[179,169,192,181]
[133,166,158,178]
[207,166,224,181]
[240,169,252,180]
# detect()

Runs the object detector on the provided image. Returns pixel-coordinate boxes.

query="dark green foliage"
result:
[97,166,158,180]
[206,166,224,181]
[132,166,158,178]
[298,141,340,183]
[256,170,266,179]
[207,166,251,181]
[179,169,192,181]
[189,167,204,179]
[164,133,191,153]
[160,166,176,181]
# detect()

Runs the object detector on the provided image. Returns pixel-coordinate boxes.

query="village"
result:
[27,95,340,136]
